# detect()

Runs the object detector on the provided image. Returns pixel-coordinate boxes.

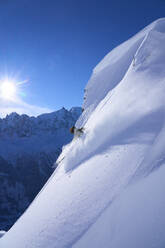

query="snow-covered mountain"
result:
[1,18,165,247]
[0,107,81,231]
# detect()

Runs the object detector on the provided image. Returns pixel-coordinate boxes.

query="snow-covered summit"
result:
[0,107,82,159]
[82,18,165,119]
[0,107,81,138]
[1,18,165,248]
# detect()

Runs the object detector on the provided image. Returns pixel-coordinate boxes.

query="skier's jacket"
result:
[70,126,84,137]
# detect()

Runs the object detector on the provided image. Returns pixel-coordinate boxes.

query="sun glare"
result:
[0,80,17,100]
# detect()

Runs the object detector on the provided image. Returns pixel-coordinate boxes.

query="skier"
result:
[70,126,84,138]
[54,126,84,167]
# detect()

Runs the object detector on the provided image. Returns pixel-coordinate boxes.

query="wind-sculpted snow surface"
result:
[81,18,165,116]
[74,164,165,248]
[1,18,165,248]
[63,22,165,172]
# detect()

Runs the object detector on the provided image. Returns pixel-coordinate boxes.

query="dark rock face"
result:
[0,107,81,230]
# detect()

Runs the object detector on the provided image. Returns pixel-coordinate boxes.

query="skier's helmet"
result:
[70,126,75,134]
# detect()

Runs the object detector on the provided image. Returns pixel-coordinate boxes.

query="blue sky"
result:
[0,0,165,116]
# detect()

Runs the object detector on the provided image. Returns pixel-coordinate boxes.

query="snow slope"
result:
[74,164,165,248]
[1,18,165,247]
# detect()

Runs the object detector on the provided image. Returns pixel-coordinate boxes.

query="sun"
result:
[0,80,17,100]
